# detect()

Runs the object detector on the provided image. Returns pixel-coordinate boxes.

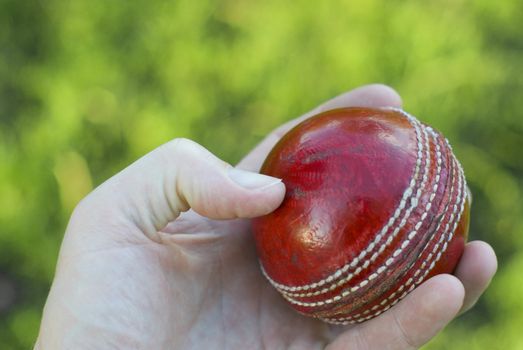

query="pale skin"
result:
[36,85,497,349]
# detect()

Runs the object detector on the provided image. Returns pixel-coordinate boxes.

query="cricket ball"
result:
[252,107,470,324]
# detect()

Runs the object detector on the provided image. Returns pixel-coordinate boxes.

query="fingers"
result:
[73,138,285,242]
[238,84,402,172]
[327,275,464,350]
[454,241,497,314]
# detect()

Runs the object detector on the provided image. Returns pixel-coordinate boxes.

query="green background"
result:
[0,1,521,348]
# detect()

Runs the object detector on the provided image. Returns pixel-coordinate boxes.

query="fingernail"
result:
[228,168,282,190]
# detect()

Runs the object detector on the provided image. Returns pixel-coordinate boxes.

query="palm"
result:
[151,211,332,348]
[52,209,331,348]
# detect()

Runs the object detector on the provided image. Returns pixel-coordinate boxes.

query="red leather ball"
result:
[252,107,469,324]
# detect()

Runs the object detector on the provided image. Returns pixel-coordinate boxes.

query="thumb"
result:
[72,138,285,240]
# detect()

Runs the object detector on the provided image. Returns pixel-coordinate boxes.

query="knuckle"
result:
[164,137,217,165]
[165,137,197,156]
[157,138,200,168]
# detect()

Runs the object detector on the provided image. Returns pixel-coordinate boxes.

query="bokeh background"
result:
[0,0,521,348]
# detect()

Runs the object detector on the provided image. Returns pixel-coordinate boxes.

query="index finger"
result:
[237,84,402,172]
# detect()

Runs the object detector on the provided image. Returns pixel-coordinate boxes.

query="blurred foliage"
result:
[0,0,521,348]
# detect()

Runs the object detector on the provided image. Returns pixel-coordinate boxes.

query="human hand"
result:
[36,84,497,349]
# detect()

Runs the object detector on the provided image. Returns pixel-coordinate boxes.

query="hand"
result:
[36,85,497,350]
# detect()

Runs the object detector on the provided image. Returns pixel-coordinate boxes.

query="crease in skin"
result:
[392,310,418,350]
[256,275,267,350]
[218,249,228,350]
[161,233,225,254]
[162,166,184,229]
[159,231,236,274]
[58,241,160,266]
[161,210,216,234]
[179,257,222,348]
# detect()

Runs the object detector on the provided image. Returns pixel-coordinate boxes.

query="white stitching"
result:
[261,110,426,293]
[281,126,440,307]
[324,143,467,324]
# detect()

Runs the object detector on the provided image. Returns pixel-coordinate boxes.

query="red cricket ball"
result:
[252,107,470,324]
